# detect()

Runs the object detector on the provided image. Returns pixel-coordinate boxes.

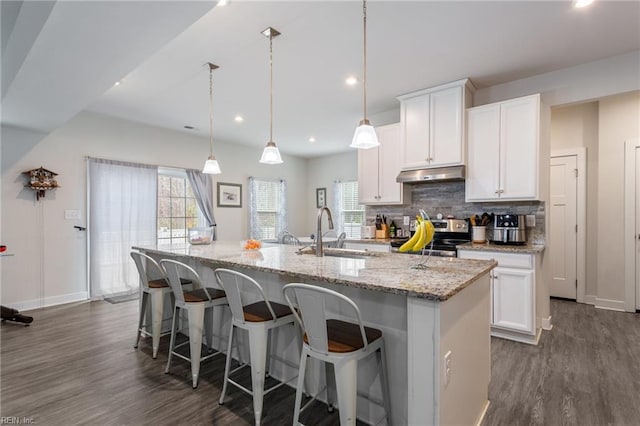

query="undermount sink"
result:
[296,247,378,259]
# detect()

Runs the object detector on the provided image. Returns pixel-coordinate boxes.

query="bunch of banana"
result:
[398,216,435,253]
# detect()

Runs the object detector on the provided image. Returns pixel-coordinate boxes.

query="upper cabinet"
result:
[466,93,544,202]
[397,79,475,170]
[358,123,405,205]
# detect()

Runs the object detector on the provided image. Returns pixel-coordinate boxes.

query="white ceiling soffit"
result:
[1,0,215,133]
[88,1,640,159]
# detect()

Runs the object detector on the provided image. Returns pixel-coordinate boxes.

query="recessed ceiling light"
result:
[345,76,358,86]
[309,137,316,143]
[218,0,229,6]
[573,0,594,8]
[234,115,244,123]
[114,80,122,87]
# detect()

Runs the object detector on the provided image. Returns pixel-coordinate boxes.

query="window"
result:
[249,178,286,240]
[335,181,365,239]
[157,168,204,245]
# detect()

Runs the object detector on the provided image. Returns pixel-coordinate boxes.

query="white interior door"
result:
[549,155,578,299]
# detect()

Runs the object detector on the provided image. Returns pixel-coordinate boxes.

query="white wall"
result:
[1,111,308,309]
[305,151,357,232]
[551,102,599,298]
[597,91,640,308]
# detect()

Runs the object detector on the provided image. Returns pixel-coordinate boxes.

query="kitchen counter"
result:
[135,241,495,301]
[457,241,545,254]
[134,241,493,425]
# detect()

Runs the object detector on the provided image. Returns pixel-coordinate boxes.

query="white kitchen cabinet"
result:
[357,123,405,205]
[466,93,541,202]
[398,79,474,170]
[458,249,539,344]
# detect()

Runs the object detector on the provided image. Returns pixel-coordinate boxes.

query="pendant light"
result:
[259,27,283,164]
[350,0,379,149]
[202,62,222,174]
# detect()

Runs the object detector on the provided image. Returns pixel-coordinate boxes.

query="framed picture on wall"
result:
[316,187,326,208]
[217,182,242,208]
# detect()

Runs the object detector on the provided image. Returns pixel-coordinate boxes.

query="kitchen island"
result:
[135,242,496,425]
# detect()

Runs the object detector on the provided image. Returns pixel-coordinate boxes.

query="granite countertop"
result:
[345,238,391,245]
[134,241,496,302]
[456,242,545,254]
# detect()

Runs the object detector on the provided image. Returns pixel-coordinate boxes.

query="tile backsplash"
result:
[365,181,545,244]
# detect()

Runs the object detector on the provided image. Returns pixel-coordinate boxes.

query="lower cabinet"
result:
[458,250,538,344]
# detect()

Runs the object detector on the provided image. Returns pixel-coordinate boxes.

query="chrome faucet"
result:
[316,206,334,257]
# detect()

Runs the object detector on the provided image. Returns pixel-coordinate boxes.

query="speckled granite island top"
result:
[457,242,545,254]
[134,241,496,301]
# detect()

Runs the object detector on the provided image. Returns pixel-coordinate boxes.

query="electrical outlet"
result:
[444,350,452,387]
[403,215,410,226]
[65,210,81,220]
[526,214,536,227]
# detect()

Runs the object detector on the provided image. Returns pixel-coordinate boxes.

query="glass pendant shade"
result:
[350,120,379,149]
[202,156,222,174]
[260,141,283,164]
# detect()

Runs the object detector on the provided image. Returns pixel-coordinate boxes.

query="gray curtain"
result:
[186,169,217,240]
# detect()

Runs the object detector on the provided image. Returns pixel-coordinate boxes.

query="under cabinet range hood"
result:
[396,166,465,184]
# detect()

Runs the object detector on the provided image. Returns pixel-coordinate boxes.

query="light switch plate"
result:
[526,215,536,227]
[65,209,81,220]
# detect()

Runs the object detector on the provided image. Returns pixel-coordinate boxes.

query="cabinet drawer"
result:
[458,250,533,269]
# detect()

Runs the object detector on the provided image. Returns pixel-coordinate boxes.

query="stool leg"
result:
[165,305,179,374]
[292,348,308,426]
[334,358,358,426]
[149,289,165,358]
[204,306,214,353]
[377,342,392,425]
[248,326,268,426]
[188,303,205,388]
[325,362,337,412]
[134,291,149,349]
[219,322,235,405]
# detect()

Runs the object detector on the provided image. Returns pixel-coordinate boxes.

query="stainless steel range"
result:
[390,219,471,257]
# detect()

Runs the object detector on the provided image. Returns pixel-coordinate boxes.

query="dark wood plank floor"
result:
[1,299,638,425]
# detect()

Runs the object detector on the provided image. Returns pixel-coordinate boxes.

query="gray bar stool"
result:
[130,251,192,358]
[214,268,299,426]
[282,283,391,426]
[159,259,227,388]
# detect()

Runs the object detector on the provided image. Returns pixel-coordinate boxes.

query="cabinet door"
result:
[499,95,539,200]
[400,95,430,169]
[377,123,403,204]
[465,104,501,201]
[357,142,380,204]
[492,267,534,334]
[429,85,463,167]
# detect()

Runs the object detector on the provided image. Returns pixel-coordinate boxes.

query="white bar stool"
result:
[130,251,192,358]
[159,259,227,388]
[282,283,392,426]
[214,268,299,426]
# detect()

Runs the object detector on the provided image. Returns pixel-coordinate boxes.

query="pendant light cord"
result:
[209,65,214,157]
[363,0,368,122]
[269,34,274,142]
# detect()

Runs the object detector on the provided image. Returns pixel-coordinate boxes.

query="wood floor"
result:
[1,299,638,425]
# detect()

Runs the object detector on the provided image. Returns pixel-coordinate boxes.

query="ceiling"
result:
[2,1,639,159]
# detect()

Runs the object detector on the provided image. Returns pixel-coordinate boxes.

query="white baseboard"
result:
[541,316,553,331]
[491,327,541,345]
[584,295,597,305]
[475,400,491,426]
[595,297,626,312]
[10,292,88,312]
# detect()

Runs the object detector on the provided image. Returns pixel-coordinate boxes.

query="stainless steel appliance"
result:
[490,214,526,245]
[390,219,470,257]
